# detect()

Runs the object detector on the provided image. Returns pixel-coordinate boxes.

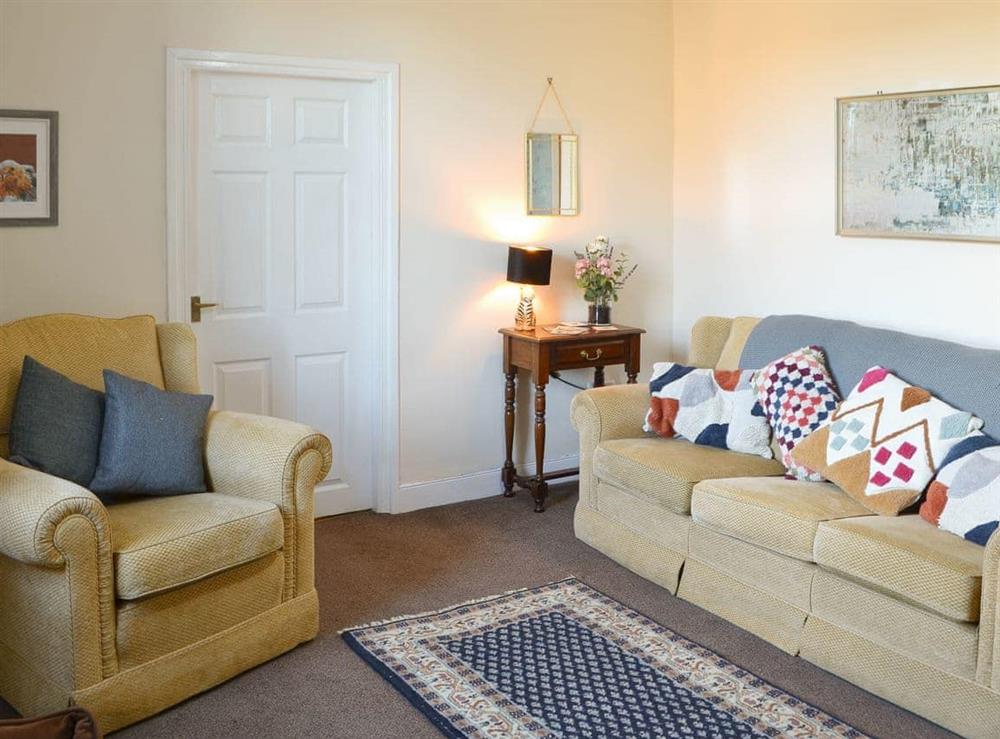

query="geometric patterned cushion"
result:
[920,435,1000,545]
[643,363,773,458]
[792,366,984,516]
[752,345,840,481]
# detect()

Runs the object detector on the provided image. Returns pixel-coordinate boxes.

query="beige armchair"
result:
[0,314,331,733]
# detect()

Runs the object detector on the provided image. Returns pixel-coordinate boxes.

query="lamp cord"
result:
[550,371,588,391]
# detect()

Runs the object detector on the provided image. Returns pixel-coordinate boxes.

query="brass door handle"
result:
[579,348,603,361]
[190,295,219,323]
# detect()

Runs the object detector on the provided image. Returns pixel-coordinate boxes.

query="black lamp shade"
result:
[506,245,552,286]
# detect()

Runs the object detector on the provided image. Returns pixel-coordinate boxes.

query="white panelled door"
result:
[182,69,378,516]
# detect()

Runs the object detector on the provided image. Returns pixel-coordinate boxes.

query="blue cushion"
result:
[89,370,213,495]
[8,356,104,487]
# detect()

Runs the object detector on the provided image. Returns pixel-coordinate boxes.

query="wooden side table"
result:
[499,324,645,511]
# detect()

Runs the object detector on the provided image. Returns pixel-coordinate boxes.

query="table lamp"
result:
[506,244,552,330]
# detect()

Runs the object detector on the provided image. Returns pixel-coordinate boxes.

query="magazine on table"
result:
[543,322,618,335]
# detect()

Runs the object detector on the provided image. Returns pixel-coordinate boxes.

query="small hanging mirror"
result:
[526,79,578,216]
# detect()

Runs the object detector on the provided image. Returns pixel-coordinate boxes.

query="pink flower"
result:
[596,256,613,277]
[574,258,590,278]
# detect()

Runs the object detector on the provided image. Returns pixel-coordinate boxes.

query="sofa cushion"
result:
[792,366,983,516]
[814,515,984,622]
[810,569,979,680]
[752,346,840,481]
[90,370,213,496]
[0,314,164,458]
[692,477,872,561]
[921,437,1000,545]
[115,553,284,669]
[8,356,105,487]
[687,522,816,610]
[643,365,772,458]
[106,493,283,600]
[593,438,784,515]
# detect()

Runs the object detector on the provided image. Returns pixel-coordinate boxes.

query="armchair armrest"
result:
[978,527,1000,690]
[571,384,650,507]
[203,411,332,599]
[0,458,117,685]
[0,457,110,567]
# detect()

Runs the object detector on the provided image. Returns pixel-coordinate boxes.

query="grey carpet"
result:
[1,483,956,738]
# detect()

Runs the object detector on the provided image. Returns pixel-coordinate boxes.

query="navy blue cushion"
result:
[89,370,213,495]
[8,356,104,487]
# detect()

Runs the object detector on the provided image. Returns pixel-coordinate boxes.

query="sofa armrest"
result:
[0,458,110,567]
[571,384,650,443]
[0,458,118,685]
[571,384,649,506]
[978,527,1000,690]
[203,411,332,599]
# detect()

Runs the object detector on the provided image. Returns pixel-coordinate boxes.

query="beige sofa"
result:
[571,316,1000,738]
[0,314,332,732]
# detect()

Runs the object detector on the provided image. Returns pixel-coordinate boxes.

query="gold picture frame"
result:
[525,132,579,216]
[836,84,1000,243]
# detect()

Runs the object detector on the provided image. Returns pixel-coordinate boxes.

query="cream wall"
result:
[673,0,1000,357]
[0,1,673,501]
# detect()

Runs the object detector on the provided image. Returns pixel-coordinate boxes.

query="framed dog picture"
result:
[1,110,58,226]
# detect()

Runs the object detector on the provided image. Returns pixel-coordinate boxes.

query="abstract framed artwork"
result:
[0,110,58,226]
[837,85,1000,243]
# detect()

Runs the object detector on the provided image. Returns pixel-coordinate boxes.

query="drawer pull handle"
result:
[580,348,603,361]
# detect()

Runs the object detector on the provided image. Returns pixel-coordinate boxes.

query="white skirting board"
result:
[389,454,580,514]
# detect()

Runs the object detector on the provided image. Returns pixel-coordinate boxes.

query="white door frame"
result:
[165,47,399,514]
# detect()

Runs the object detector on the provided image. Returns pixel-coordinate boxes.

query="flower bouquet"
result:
[573,236,637,324]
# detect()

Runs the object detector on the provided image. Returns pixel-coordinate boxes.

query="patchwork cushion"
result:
[594,438,784,515]
[792,366,984,515]
[813,515,984,623]
[692,477,872,561]
[921,435,1000,545]
[106,492,284,600]
[8,356,104,487]
[90,370,213,496]
[644,363,772,458]
[753,346,840,480]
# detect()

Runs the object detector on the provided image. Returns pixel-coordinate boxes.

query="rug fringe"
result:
[338,576,580,634]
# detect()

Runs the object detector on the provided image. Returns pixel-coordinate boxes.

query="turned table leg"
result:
[532,382,549,512]
[501,370,516,496]
[626,334,641,384]
[594,365,605,387]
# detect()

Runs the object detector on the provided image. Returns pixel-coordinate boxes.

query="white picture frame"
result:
[0,110,59,226]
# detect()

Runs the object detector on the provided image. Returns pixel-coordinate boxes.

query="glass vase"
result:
[587,304,611,325]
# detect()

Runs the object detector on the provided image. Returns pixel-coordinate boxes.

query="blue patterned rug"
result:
[342,578,867,738]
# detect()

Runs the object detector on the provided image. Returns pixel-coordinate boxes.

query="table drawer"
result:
[551,339,626,368]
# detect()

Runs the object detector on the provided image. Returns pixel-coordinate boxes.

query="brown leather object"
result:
[0,708,101,739]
